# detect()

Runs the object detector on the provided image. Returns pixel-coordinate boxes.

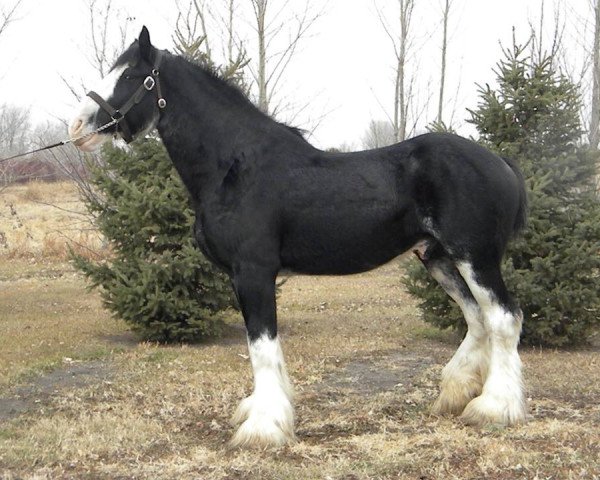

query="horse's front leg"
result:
[229,263,295,448]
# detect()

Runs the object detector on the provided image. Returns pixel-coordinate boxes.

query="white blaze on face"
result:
[68,65,128,152]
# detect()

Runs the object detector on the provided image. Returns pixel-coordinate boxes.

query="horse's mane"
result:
[176,53,309,142]
[280,124,307,140]
[182,55,253,109]
[115,42,309,143]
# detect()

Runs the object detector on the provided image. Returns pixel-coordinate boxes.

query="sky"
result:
[0,0,593,150]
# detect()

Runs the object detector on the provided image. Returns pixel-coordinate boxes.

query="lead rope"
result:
[0,118,119,164]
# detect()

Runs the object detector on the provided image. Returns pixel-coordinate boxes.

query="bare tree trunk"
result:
[393,64,401,142]
[437,0,450,125]
[227,0,235,63]
[378,0,413,142]
[590,0,600,149]
[253,0,269,113]
[398,0,414,141]
[396,1,406,141]
[194,0,212,59]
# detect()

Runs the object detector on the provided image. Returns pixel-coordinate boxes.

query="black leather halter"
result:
[87,51,166,143]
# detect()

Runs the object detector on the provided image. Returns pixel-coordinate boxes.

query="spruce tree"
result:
[73,139,236,343]
[405,42,600,346]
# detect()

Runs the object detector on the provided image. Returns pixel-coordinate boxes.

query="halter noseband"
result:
[87,50,166,144]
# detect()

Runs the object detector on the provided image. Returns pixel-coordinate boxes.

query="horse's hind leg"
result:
[229,263,295,448]
[418,245,489,415]
[456,261,527,426]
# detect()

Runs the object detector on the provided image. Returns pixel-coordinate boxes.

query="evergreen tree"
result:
[172,25,250,96]
[73,139,236,342]
[405,41,600,346]
[426,119,455,134]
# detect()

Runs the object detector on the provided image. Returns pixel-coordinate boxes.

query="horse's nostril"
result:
[69,118,84,137]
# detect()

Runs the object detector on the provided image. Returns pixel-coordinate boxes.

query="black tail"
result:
[502,156,528,236]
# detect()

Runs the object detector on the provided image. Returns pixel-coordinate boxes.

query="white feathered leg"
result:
[433,302,489,415]
[457,263,527,426]
[230,334,295,448]
[425,262,489,415]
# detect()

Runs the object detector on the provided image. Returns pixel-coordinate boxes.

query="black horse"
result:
[70,27,528,448]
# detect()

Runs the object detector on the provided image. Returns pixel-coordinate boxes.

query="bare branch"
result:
[265,4,320,91]
[362,120,396,149]
[0,104,31,156]
[58,0,132,101]
[193,0,212,58]
[59,74,85,102]
[85,0,132,77]
[374,3,400,60]
[249,0,324,116]
[0,0,22,40]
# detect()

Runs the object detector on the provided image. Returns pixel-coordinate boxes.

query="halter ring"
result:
[144,76,156,91]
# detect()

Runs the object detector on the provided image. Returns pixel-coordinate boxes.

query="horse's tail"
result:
[502,156,528,236]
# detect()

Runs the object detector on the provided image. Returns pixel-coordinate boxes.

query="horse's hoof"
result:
[460,393,527,427]
[229,414,296,449]
[432,377,482,416]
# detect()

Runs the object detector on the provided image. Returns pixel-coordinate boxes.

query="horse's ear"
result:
[139,26,153,62]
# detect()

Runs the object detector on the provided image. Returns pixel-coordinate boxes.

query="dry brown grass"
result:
[1,260,599,479]
[20,181,48,203]
[0,181,106,260]
[0,259,128,386]
[0,184,598,478]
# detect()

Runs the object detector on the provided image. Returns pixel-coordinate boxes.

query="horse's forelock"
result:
[112,40,141,70]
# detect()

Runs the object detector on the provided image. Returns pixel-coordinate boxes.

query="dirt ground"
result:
[1,181,599,479]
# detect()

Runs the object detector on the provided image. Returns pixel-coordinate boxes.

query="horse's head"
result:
[69,27,165,151]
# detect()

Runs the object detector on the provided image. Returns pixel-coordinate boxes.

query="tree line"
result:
[2,1,600,154]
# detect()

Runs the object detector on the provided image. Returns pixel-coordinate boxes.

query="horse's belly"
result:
[279,216,421,275]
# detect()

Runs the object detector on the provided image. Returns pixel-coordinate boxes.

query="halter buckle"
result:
[158,98,167,109]
[143,76,156,91]
[112,110,124,121]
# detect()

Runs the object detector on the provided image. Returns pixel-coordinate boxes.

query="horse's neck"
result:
[156,56,281,201]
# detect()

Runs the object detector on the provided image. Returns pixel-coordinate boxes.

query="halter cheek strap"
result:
[87,50,166,144]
